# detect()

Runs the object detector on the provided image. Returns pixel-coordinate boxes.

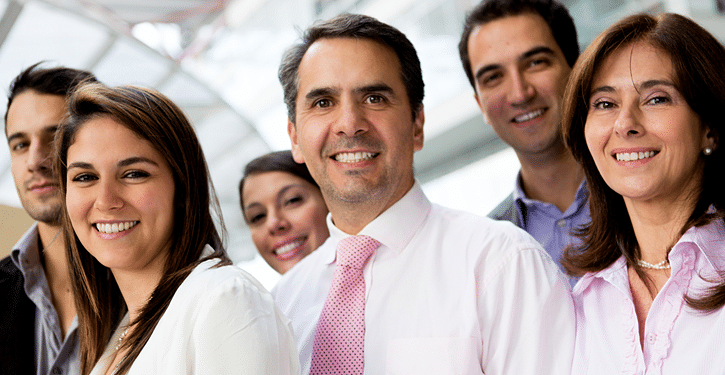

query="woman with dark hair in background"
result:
[562,13,725,373]
[239,150,329,274]
[56,84,299,374]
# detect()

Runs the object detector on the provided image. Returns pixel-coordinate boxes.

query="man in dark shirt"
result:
[0,63,96,375]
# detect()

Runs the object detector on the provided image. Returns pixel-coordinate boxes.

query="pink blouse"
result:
[572,219,725,374]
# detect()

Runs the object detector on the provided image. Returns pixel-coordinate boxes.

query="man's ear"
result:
[413,107,425,152]
[288,119,305,163]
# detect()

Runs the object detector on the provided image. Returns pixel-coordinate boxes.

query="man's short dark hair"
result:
[458,0,579,88]
[5,62,97,130]
[279,13,424,123]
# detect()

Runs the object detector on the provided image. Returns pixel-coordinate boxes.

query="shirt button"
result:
[647,334,656,344]
[51,368,62,374]
[557,219,566,227]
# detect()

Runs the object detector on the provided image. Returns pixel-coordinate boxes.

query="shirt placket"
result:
[620,289,641,374]
[643,248,695,375]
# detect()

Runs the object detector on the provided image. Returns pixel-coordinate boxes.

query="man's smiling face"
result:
[467,13,571,157]
[288,37,423,216]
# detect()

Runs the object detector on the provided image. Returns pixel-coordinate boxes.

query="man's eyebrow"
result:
[6,132,25,144]
[6,124,59,144]
[474,63,502,82]
[305,87,339,101]
[520,46,555,62]
[355,84,394,95]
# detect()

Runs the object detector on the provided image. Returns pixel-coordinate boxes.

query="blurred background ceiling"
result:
[0,0,723,285]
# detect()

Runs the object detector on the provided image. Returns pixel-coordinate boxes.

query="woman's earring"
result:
[704,147,713,155]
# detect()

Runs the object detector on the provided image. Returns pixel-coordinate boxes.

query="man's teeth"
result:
[275,240,304,255]
[615,151,657,161]
[334,152,376,163]
[95,221,137,234]
[513,109,544,123]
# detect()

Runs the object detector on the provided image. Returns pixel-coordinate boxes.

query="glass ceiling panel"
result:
[92,36,171,87]
[157,70,217,109]
[0,1,109,109]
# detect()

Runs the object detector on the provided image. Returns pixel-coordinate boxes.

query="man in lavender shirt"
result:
[458,0,589,274]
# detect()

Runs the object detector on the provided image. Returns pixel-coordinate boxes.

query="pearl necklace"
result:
[114,327,129,351]
[111,327,129,375]
[636,259,671,270]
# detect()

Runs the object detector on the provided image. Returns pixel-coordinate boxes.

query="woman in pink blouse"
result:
[561,13,725,374]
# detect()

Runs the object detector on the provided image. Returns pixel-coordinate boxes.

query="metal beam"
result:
[0,0,23,50]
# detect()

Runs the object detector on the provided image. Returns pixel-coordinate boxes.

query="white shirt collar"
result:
[322,181,432,265]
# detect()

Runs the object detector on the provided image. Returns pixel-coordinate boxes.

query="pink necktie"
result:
[310,235,380,375]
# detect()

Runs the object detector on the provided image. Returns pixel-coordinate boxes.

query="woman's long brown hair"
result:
[55,84,231,374]
[561,13,725,311]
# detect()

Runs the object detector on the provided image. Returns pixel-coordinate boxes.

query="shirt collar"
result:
[512,172,526,203]
[10,223,40,273]
[573,256,629,297]
[322,181,431,265]
[673,218,725,272]
[573,217,725,296]
[512,173,589,225]
[514,172,589,208]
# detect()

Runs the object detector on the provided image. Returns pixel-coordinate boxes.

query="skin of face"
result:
[242,170,329,274]
[65,116,175,278]
[467,13,571,157]
[6,91,66,223]
[288,37,424,225]
[585,41,713,208]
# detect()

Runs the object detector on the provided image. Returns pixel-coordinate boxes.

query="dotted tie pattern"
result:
[310,235,380,375]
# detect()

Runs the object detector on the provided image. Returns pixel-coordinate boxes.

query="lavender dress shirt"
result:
[572,219,725,374]
[512,176,590,271]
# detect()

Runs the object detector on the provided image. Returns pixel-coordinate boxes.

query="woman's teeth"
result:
[95,221,138,234]
[615,151,656,161]
[275,239,305,255]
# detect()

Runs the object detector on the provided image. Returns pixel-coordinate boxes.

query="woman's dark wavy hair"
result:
[55,83,230,374]
[561,13,725,311]
[238,150,319,218]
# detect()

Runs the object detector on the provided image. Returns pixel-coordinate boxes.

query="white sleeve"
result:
[478,247,575,375]
[188,274,301,375]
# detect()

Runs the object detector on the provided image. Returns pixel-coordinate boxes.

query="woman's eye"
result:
[285,196,304,206]
[123,170,150,179]
[249,213,265,224]
[647,95,670,105]
[592,100,615,110]
[71,173,97,183]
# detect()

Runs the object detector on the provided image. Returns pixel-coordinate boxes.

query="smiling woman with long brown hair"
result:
[56,83,299,375]
[562,12,725,374]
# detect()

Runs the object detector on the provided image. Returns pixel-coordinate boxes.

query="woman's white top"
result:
[91,246,300,374]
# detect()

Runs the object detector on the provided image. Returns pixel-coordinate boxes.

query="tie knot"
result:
[336,235,380,269]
